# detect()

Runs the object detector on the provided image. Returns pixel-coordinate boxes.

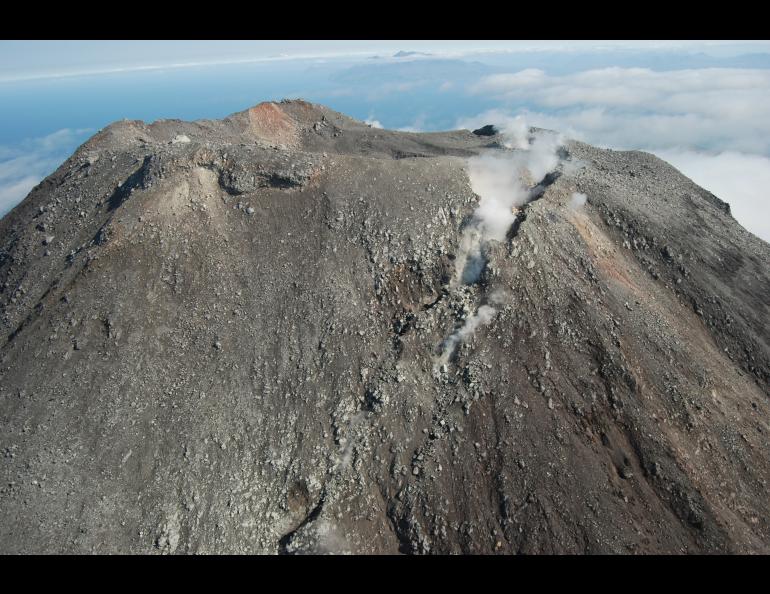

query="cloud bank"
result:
[0,128,91,217]
[654,150,770,242]
[468,67,770,154]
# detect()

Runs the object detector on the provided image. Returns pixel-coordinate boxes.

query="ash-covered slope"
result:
[1,100,768,554]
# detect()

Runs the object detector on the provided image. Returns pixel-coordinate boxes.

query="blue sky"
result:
[2,40,770,240]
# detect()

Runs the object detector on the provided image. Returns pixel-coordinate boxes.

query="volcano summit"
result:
[1,100,768,554]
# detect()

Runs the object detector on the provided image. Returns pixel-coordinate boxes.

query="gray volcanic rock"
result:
[0,100,768,554]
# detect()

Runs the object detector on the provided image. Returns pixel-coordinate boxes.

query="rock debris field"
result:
[1,100,768,554]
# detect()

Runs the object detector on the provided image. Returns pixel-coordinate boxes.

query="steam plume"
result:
[437,305,497,366]
[454,125,564,286]
[437,123,565,366]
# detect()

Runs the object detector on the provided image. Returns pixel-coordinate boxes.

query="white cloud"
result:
[364,118,383,129]
[469,67,770,154]
[3,41,769,83]
[0,176,41,213]
[0,128,92,217]
[654,150,770,242]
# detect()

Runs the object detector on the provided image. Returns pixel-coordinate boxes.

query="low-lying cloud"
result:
[467,67,770,154]
[0,128,91,217]
[653,149,770,242]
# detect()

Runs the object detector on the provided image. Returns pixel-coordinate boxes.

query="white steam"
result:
[526,132,563,182]
[336,411,367,470]
[467,154,529,241]
[437,123,565,366]
[312,520,350,554]
[455,126,565,286]
[437,304,497,366]
[459,110,530,149]
[456,304,497,342]
[570,192,587,209]
[498,115,530,149]
[454,227,485,285]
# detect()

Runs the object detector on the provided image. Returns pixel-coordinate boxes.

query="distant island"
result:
[393,50,433,58]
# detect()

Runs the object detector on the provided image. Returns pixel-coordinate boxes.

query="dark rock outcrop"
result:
[472,124,499,136]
